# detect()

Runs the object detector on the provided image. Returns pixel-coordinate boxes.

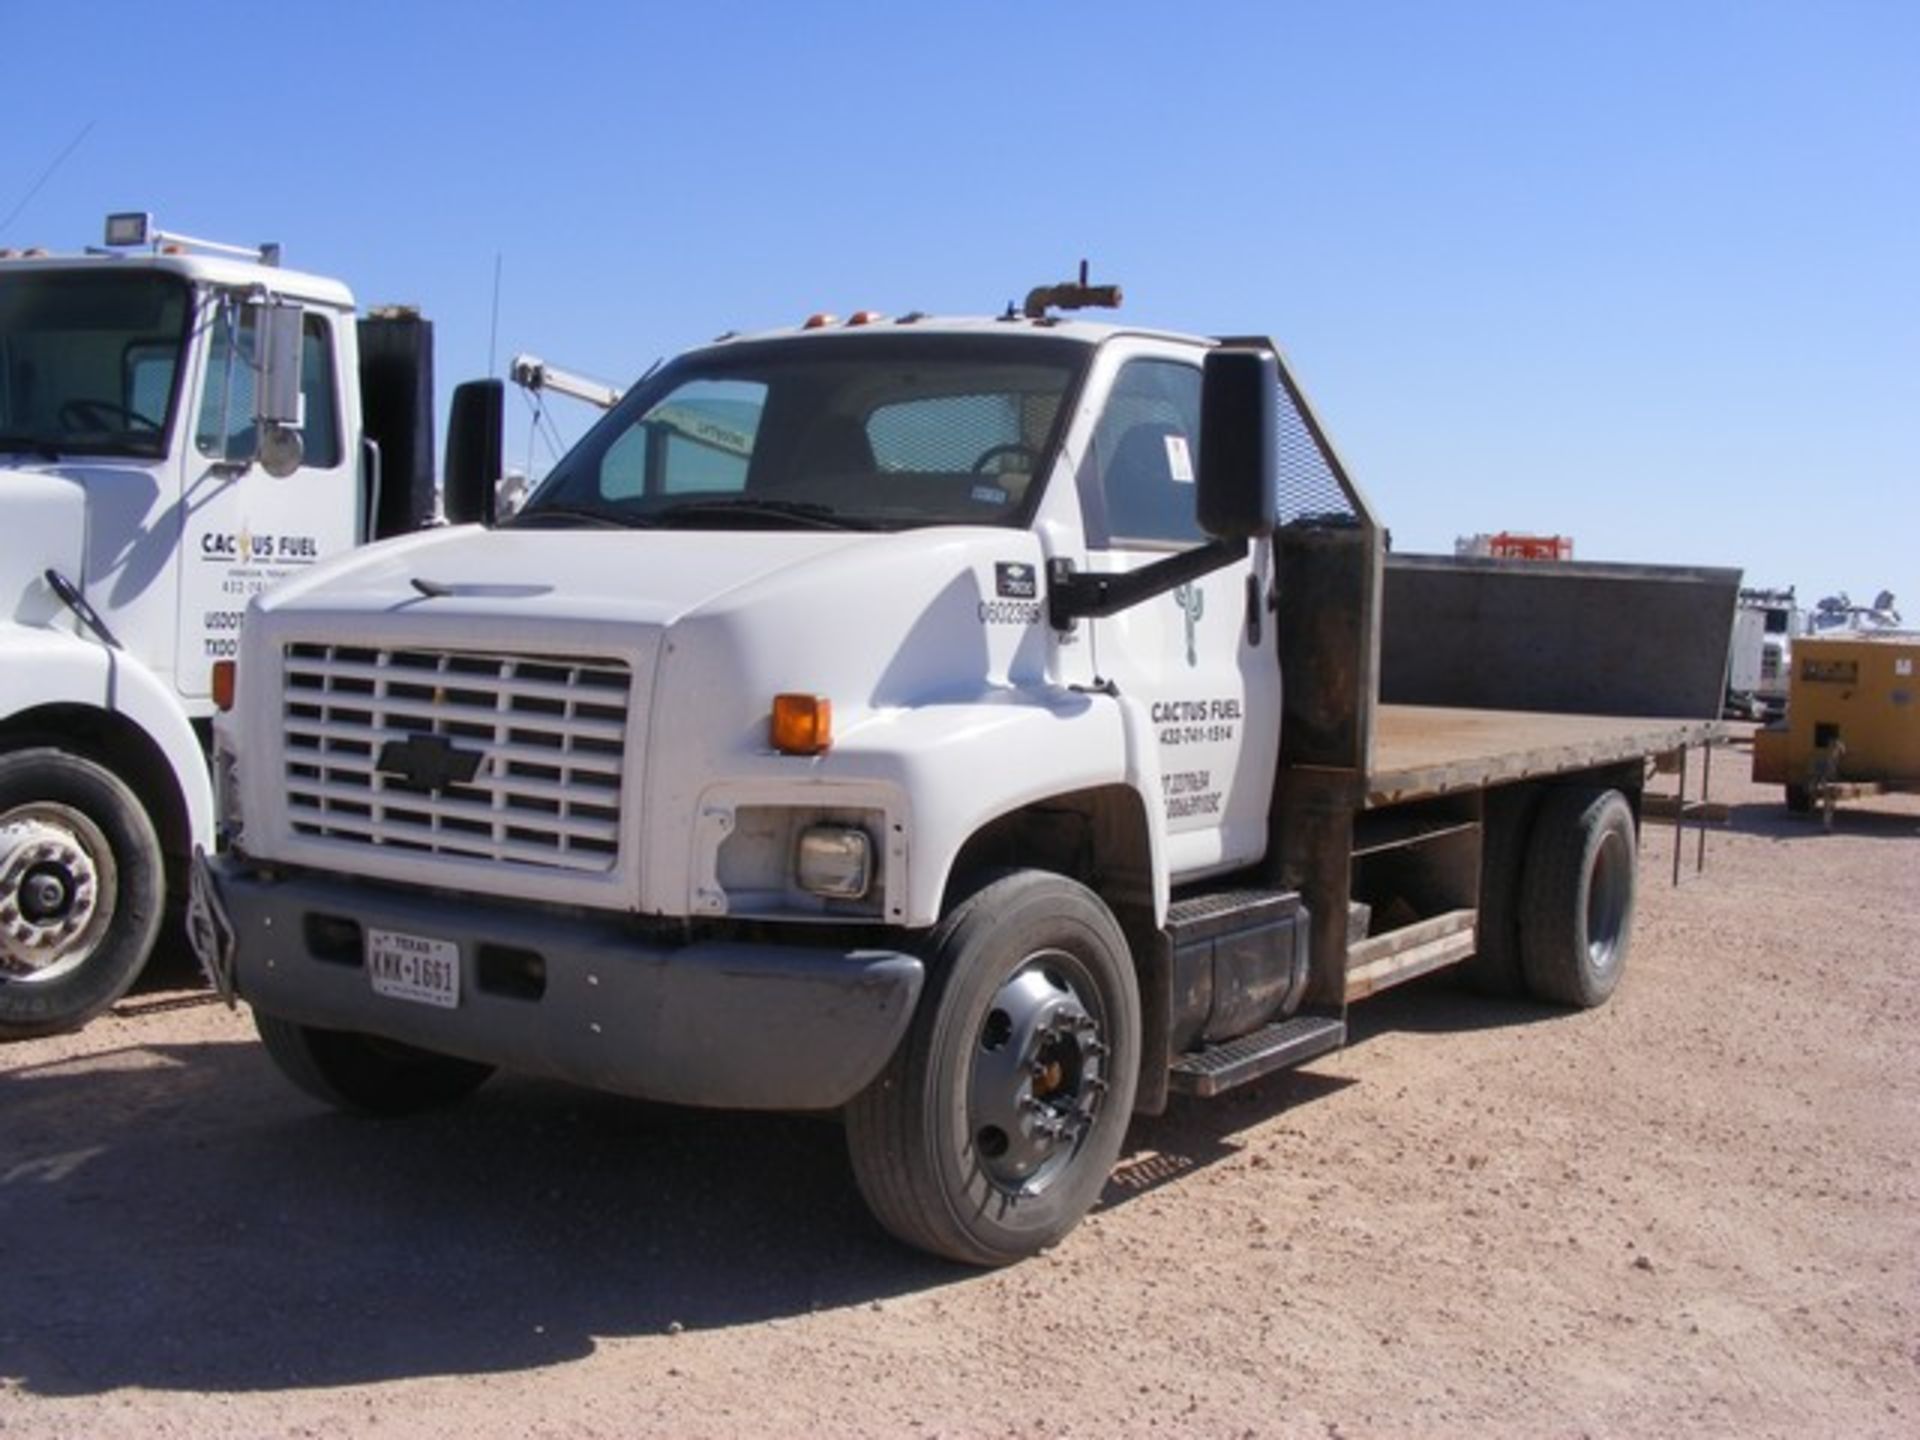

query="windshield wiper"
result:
[649,497,868,531]
[504,504,650,531]
[0,432,63,462]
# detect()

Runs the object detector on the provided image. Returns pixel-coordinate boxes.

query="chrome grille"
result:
[282,643,631,872]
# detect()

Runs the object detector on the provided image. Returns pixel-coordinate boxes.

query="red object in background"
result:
[1486,532,1574,561]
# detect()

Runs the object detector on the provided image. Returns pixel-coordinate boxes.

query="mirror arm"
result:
[1048,538,1249,629]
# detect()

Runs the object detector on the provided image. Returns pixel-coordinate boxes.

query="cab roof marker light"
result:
[802,313,838,330]
[846,311,884,326]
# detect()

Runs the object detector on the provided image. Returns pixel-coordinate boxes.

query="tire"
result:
[1456,786,1538,997]
[1518,786,1636,1009]
[845,870,1141,1266]
[1784,784,1813,815]
[0,748,165,1040]
[255,1012,494,1115]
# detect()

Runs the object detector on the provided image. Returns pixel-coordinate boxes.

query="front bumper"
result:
[192,854,923,1111]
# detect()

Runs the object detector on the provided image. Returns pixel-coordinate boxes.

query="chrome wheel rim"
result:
[1586,827,1631,973]
[968,948,1111,1197]
[0,802,117,983]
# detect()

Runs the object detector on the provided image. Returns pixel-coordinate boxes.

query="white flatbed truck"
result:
[191,282,1725,1264]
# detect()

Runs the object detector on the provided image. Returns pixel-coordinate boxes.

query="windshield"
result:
[0,270,191,459]
[514,332,1088,531]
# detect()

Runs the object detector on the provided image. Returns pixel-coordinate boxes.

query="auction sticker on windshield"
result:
[367,929,461,1008]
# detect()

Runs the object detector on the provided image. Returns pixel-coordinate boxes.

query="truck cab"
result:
[221,315,1291,927]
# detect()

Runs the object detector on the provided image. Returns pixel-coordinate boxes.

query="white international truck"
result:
[1725,586,1802,720]
[0,214,477,1038]
[191,281,1729,1265]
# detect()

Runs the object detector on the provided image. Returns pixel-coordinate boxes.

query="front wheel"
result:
[0,749,165,1040]
[255,1013,495,1115]
[845,870,1141,1266]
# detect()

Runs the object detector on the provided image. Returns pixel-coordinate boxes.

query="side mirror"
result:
[1197,347,1278,540]
[444,379,504,526]
[252,302,306,477]
[256,303,304,426]
[257,423,304,478]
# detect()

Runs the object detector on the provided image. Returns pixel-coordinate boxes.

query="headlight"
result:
[794,825,872,900]
[707,803,890,917]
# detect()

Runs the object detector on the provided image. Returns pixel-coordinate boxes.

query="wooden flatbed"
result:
[1368,705,1729,808]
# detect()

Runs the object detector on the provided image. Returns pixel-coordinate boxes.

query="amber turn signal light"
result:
[771,694,832,755]
[212,660,237,712]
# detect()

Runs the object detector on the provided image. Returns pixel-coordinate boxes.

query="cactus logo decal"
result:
[1173,583,1204,666]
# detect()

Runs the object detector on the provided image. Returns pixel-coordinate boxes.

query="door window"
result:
[1092,359,1203,546]
[197,309,342,468]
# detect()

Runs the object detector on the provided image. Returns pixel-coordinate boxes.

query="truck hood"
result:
[0,464,87,624]
[1,456,178,626]
[234,517,1059,916]
[254,521,876,627]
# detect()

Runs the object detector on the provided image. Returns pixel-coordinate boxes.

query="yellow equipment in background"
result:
[1753,633,1920,819]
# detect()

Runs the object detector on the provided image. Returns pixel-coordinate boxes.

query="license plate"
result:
[366,929,461,1009]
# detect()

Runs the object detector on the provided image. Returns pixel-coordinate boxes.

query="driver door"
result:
[176,298,362,701]
[1081,350,1281,880]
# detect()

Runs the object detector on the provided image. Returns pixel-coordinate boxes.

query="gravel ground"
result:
[2,742,1916,1438]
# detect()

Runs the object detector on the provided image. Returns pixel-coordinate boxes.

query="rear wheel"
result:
[845,870,1140,1266]
[1519,786,1637,1008]
[0,749,164,1039]
[255,1012,494,1115]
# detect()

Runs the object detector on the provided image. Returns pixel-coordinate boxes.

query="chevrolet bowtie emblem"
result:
[376,734,484,793]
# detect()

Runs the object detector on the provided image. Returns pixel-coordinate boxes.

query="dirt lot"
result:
[2,744,1916,1438]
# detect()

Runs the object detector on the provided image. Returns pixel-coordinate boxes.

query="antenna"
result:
[488,253,504,379]
[0,120,96,239]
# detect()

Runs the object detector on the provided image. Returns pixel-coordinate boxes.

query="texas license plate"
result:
[366,929,461,1009]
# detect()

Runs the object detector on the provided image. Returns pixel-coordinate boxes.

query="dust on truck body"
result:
[194,293,1726,1264]
[0,213,441,1038]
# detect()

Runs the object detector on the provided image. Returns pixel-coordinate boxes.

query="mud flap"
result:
[185,846,237,1007]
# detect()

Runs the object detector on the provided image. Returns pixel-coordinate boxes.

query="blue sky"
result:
[5,0,1914,613]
